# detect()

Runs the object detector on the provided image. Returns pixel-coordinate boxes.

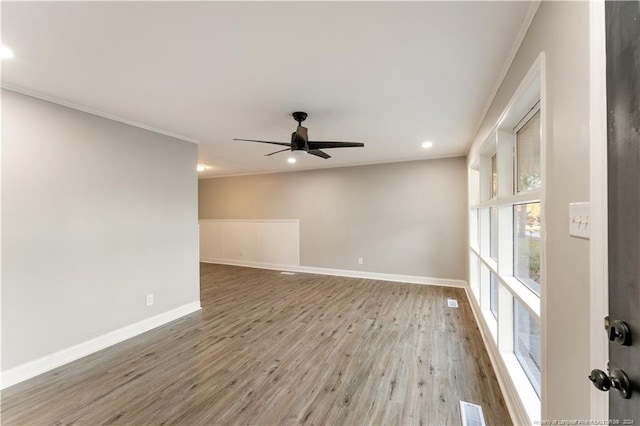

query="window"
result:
[514,203,541,296]
[516,109,541,193]
[490,272,498,319]
[491,153,498,198]
[490,207,498,260]
[467,58,544,423]
[477,209,481,249]
[514,299,541,397]
[470,208,480,251]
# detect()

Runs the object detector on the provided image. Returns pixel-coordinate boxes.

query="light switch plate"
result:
[569,202,590,239]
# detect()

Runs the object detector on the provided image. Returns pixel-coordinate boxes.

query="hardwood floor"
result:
[1,263,511,425]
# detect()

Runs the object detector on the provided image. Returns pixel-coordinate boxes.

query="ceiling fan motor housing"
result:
[291,126,309,152]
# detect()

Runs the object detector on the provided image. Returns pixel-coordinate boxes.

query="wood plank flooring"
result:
[1,263,511,425]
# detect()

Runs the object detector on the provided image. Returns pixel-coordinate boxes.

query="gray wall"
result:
[472,2,591,420]
[199,157,467,280]
[1,89,200,370]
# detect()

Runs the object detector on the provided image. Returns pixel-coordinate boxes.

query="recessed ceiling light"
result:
[1,45,15,60]
[287,157,296,164]
[196,164,208,172]
[421,141,433,149]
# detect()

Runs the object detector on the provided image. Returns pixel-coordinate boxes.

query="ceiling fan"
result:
[234,111,364,159]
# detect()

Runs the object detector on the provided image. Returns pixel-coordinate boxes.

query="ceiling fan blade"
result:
[308,149,331,159]
[234,139,291,147]
[265,148,291,156]
[307,141,365,149]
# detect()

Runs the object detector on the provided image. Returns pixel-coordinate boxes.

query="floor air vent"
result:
[459,401,486,426]
[280,271,295,275]
[447,298,459,308]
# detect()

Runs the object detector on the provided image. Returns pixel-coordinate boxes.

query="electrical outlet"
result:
[146,294,154,307]
[358,257,363,265]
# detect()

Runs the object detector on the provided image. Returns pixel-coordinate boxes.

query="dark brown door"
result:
[606,0,640,422]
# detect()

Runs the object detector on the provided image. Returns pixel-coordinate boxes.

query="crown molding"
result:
[1,83,200,144]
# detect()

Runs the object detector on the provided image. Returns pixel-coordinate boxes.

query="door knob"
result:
[607,319,631,346]
[589,368,632,399]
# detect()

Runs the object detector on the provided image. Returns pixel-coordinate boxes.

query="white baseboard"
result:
[463,287,529,426]
[1,301,201,389]
[200,257,466,288]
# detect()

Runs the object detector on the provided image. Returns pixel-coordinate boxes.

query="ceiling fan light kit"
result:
[234,111,365,160]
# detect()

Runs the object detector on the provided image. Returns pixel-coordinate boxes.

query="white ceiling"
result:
[2,1,535,177]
